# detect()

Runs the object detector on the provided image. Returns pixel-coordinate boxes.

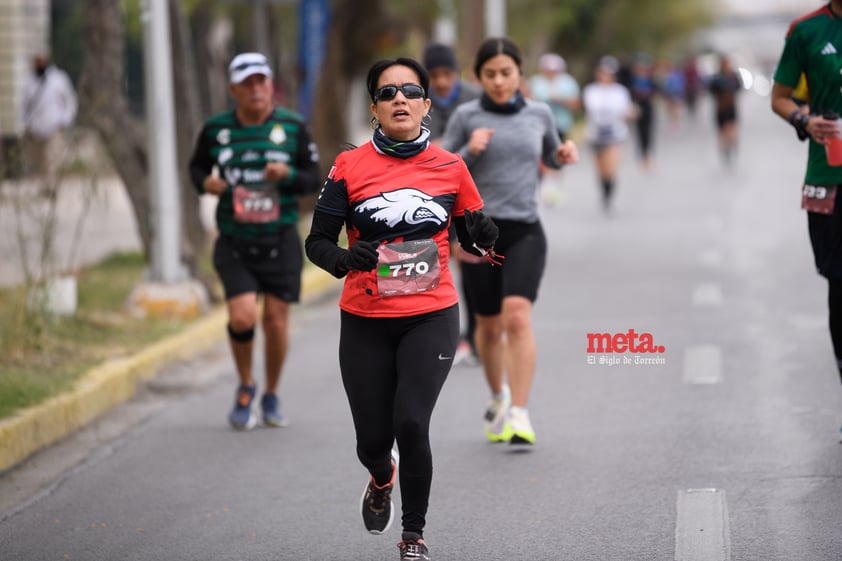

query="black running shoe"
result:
[398,532,431,560]
[360,450,398,534]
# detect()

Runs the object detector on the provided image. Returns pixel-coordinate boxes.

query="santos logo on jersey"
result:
[355,188,448,228]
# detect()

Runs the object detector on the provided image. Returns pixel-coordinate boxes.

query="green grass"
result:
[0,252,200,420]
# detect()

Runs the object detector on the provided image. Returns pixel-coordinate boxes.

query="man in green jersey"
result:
[772,1,842,440]
[189,52,320,430]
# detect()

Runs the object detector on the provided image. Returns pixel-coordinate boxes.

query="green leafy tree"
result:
[504,0,718,75]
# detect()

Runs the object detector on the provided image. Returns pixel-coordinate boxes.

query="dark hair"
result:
[473,37,522,78]
[366,58,430,102]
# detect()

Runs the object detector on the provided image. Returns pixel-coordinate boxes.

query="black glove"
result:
[464,209,498,249]
[342,240,379,272]
[789,109,810,142]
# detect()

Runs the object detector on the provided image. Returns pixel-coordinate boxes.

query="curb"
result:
[0,266,339,474]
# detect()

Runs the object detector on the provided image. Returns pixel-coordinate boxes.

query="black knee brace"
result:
[227,323,255,342]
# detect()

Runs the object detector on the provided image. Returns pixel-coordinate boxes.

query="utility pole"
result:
[485,0,506,37]
[141,0,182,283]
[464,0,506,63]
[434,0,457,45]
[130,0,207,319]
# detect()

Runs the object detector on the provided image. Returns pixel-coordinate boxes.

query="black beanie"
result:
[423,43,458,71]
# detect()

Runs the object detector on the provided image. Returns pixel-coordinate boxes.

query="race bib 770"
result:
[376,239,441,297]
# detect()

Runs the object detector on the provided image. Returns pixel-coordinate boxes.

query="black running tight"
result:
[339,305,459,536]
[601,177,615,203]
[636,101,654,159]
[828,280,842,383]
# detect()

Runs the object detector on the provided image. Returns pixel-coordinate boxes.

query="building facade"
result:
[0,0,49,137]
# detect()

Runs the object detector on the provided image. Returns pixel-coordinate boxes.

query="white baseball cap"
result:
[598,55,620,75]
[228,52,273,84]
[539,53,566,73]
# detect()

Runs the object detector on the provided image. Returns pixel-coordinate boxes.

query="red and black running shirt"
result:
[314,141,483,318]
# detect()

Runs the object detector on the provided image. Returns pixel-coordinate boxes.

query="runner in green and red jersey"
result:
[772,1,842,440]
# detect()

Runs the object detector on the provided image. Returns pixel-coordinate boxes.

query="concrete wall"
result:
[0,0,49,137]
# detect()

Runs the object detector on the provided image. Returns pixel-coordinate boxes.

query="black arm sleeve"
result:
[284,124,321,195]
[305,210,350,278]
[452,215,484,257]
[188,126,214,194]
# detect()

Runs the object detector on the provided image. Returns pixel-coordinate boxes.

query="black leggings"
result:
[636,100,654,159]
[808,206,842,382]
[829,280,842,382]
[339,305,459,536]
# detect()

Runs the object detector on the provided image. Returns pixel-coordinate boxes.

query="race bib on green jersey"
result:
[232,185,280,223]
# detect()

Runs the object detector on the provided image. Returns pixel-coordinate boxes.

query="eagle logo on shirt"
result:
[356,188,447,227]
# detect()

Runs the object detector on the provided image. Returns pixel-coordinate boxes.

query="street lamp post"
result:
[130,0,208,319]
[141,0,183,283]
[485,0,506,37]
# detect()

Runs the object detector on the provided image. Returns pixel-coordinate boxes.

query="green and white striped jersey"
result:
[189,106,320,239]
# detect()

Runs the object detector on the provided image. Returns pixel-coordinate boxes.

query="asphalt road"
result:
[2,88,841,561]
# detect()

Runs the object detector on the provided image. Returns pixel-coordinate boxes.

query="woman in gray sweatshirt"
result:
[441,37,578,446]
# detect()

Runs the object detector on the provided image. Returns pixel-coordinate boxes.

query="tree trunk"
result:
[77,0,152,258]
[191,4,233,116]
[310,0,400,170]
[77,0,210,280]
[169,0,208,275]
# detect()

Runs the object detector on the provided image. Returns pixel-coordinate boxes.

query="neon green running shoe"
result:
[484,384,512,442]
[508,406,536,445]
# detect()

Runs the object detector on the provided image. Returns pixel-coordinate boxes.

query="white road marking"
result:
[692,283,723,307]
[675,488,731,561]
[683,345,722,384]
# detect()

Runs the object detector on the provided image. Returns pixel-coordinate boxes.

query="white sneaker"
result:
[453,339,474,366]
[508,406,536,445]
[484,384,512,442]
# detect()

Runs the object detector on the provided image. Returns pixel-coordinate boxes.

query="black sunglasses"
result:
[374,84,425,101]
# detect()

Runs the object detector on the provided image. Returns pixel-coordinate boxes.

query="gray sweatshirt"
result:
[441,98,562,222]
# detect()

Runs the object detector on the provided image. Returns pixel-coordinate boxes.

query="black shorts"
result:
[716,107,737,128]
[460,219,547,316]
[808,191,842,280]
[212,226,303,302]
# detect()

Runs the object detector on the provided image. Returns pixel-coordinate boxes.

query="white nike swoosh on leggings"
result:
[438,353,452,360]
